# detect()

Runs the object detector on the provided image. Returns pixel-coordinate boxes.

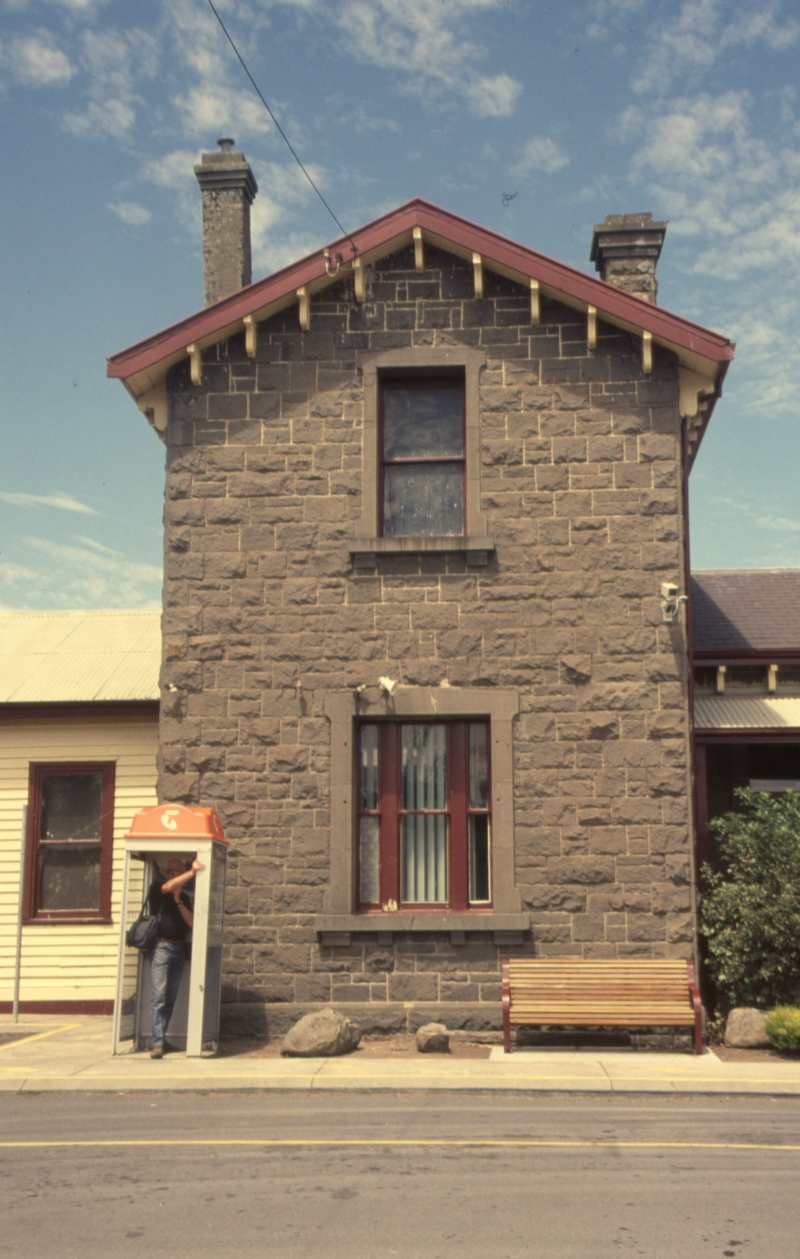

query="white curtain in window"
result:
[401,725,447,903]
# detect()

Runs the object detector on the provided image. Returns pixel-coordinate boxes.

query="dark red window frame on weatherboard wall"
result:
[379,375,466,538]
[356,720,492,913]
[24,762,116,924]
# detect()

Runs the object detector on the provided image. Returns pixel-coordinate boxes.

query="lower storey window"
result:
[357,721,491,912]
[25,762,115,922]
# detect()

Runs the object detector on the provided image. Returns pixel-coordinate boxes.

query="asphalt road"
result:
[1,1092,799,1258]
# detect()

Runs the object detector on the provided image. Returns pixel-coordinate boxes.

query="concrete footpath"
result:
[2,1014,800,1094]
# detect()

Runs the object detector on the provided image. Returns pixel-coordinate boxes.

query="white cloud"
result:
[324,102,401,133]
[166,0,283,139]
[63,97,136,139]
[0,491,98,514]
[62,26,158,140]
[45,0,110,10]
[140,149,200,190]
[4,536,163,609]
[334,0,523,116]
[512,135,569,178]
[621,92,800,279]
[0,561,38,590]
[698,494,800,567]
[173,84,278,137]
[632,0,718,94]
[250,160,332,272]
[754,513,800,533]
[720,4,800,52]
[73,535,123,554]
[614,80,800,430]
[465,73,522,119]
[109,201,152,226]
[139,148,203,251]
[632,0,799,96]
[5,32,74,87]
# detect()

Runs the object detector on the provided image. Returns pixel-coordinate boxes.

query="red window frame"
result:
[379,374,466,537]
[356,721,492,913]
[24,762,116,924]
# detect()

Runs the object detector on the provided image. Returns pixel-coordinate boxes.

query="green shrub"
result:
[700,788,800,1008]
[765,1007,800,1053]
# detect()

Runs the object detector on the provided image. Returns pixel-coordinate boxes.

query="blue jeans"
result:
[149,941,185,1048]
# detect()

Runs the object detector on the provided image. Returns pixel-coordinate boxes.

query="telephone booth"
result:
[112,804,228,1057]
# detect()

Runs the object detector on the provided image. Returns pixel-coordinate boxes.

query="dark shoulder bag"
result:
[126,883,161,951]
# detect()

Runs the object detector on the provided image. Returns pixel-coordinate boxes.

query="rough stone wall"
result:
[199,187,252,306]
[601,257,659,303]
[160,244,694,1031]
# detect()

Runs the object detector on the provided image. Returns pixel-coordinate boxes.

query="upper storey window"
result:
[380,377,465,536]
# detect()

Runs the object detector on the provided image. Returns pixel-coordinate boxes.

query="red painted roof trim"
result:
[107,197,735,381]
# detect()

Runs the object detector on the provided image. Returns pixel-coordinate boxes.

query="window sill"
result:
[350,536,495,569]
[315,912,530,947]
[23,916,113,926]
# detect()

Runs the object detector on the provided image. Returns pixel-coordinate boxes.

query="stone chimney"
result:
[590,213,667,304]
[194,138,258,306]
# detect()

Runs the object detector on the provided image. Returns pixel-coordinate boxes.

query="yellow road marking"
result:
[0,1025,80,1054]
[0,1137,799,1151]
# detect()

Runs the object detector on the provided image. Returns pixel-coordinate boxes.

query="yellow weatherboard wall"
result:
[0,709,158,1006]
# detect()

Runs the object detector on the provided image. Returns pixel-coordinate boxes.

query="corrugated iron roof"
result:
[0,609,161,703]
[691,570,800,654]
[694,696,800,730]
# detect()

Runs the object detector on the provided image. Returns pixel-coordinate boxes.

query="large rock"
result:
[725,1007,770,1049]
[416,1022,450,1053]
[281,1008,361,1057]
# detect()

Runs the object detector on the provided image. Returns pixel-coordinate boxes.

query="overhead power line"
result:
[205,0,357,253]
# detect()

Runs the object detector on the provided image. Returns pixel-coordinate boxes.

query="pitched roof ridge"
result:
[108,196,735,382]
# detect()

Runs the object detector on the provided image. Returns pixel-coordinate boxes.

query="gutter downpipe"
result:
[682,416,704,1012]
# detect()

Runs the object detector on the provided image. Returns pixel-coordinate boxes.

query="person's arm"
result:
[161,858,205,895]
[176,898,194,928]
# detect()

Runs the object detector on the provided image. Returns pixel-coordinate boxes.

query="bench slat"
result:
[502,958,703,1054]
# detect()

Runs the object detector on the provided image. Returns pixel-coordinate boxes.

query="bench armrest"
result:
[686,961,703,1054]
[502,961,511,1053]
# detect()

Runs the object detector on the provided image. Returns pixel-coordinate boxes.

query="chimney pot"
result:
[590,212,667,304]
[194,139,258,306]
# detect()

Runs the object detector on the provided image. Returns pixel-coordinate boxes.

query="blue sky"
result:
[1,0,799,609]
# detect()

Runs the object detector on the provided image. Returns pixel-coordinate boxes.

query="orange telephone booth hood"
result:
[125,804,227,843]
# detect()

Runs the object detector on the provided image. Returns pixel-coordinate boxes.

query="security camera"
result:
[660,582,687,623]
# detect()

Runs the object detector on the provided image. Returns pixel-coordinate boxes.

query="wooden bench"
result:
[501,959,703,1054]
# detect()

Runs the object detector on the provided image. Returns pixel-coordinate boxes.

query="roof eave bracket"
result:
[243,315,257,358]
[186,343,202,387]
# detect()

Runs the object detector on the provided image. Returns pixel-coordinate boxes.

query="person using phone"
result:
[148,855,205,1059]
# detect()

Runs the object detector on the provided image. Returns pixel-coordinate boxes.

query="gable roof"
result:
[691,570,800,656]
[107,197,734,457]
[0,609,161,704]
